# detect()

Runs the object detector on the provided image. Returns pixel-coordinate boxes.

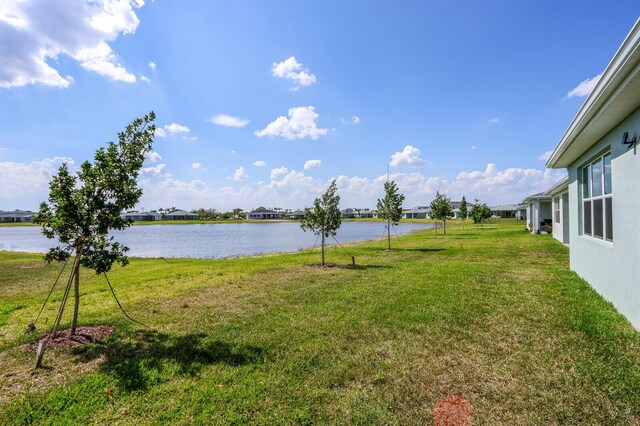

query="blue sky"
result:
[1,1,638,212]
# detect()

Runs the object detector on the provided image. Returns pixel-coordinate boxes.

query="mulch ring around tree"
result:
[433,394,473,426]
[24,325,115,350]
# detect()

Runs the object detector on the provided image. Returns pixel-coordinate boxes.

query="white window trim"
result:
[581,152,613,242]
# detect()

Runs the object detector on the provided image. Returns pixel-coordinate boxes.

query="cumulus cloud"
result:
[390,145,429,168]
[192,162,203,170]
[488,117,500,124]
[144,150,162,163]
[232,166,248,181]
[567,74,602,98]
[255,106,327,140]
[304,159,321,170]
[0,156,74,208]
[155,123,191,138]
[140,75,150,84]
[140,163,167,177]
[271,56,316,89]
[0,0,145,88]
[209,114,250,128]
[352,116,360,124]
[538,150,553,161]
[253,160,266,167]
[131,160,565,212]
[148,61,156,70]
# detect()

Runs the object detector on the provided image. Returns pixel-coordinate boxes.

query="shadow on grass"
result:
[71,330,266,391]
[382,248,448,254]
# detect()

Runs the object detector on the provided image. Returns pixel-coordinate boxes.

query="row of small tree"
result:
[428,193,493,238]
[300,179,406,265]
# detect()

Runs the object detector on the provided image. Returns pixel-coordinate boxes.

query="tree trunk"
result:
[321,233,325,266]
[387,217,391,250]
[444,220,447,236]
[70,253,80,335]
[434,222,437,239]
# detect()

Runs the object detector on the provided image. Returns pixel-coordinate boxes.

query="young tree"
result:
[376,180,405,250]
[470,198,492,225]
[33,113,155,339]
[300,180,342,266]
[429,191,454,237]
[459,196,468,230]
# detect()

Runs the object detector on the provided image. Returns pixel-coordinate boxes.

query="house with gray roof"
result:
[0,210,34,223]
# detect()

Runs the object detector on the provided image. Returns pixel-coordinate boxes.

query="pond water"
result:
[0,222,433,259]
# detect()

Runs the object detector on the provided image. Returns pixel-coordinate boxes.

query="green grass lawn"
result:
[1,221,639,424]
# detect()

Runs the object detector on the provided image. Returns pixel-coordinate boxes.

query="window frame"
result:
[581,152,613,242]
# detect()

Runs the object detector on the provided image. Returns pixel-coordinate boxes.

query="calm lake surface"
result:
[0,222,432,259]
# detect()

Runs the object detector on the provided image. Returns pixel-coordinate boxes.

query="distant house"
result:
[0,210,34,223]
[523,193,552,234]
[341,208,359,219]
[545,19,640,327]
[402,206,430,219]
[163,209,199,220]
[545,177,570,245]
[247,207,281,220]
[358,209,375,218]
[287,210,305,220]
[121,211,161,221]
[490,204,525,219]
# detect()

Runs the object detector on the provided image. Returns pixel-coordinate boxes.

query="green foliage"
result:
[300,180,342,239]
[428,191,453,222]
[33,112,156,274]
[459,196,468,220]
[376,181,405,223]
[193,208,219,220]
[300,180,341,265]
[469,198,492,224]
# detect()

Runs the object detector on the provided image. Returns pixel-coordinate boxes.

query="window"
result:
[554,196,560,224]
[582,153,612,241]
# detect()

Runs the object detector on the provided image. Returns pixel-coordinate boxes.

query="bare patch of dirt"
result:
[434,394,473,426]
[24,325,115,350]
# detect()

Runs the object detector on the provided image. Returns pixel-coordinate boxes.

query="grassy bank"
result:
[1,222,639,424]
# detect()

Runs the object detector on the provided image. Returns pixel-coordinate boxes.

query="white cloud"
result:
[352,116,360,124]
[0,156,75,208]
[488,117,500,124]
[140,163,167,177]
[164,123,190,134]
[230,150,236,154]
[390,145,429,168]
[304,159,321,170]
[538,150,553,161]
[255,106,327,140]
[253,160,267,167]
[148,61,156,70]
[471,145,477,150]
[132,161,564,212]
[182,136,198,141]
[155,123,191,138]
[144,150,162,163]
[209,114,250,128]
[140,75,150,84]
[0,0,145,88]
[232,166,248,181]
[271,56,316,89]
[192,162,203,170]
[567,74,602,98]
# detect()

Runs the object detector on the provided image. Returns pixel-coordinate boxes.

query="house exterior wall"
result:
[567,106,640,328]
[552,191,570,244]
